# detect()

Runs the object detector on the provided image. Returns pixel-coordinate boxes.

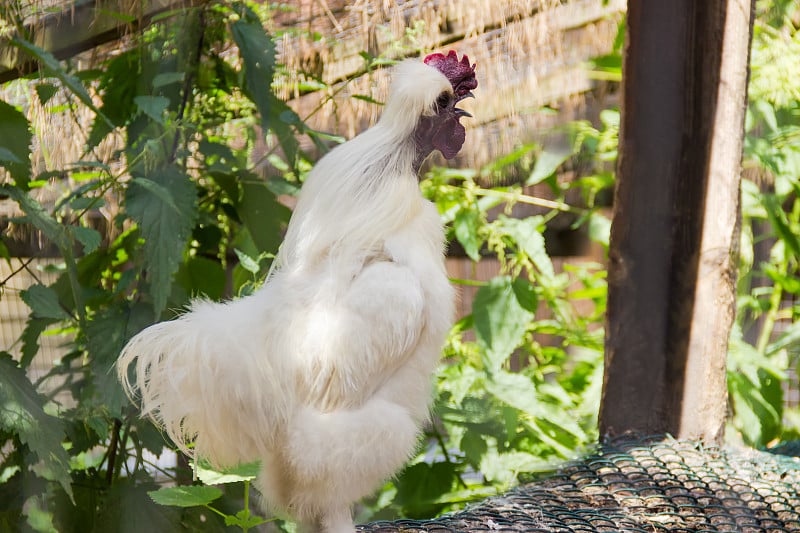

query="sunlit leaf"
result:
[485,370,541,415]
[224,509,267,529]
[473,276,535,369]
[233,248,261,274]
[588,211,611,248]
[527,146,572,186]
[149,485,222,507]
[479,448,550,484]
[453,208,483,261]
[195,460,261,485]
[728,335,784,447]
[499,216,555,282]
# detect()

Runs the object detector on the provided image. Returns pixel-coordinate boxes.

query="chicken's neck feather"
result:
[275,61,453,274]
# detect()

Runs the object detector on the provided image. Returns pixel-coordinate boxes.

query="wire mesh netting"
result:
[359,435,800,532]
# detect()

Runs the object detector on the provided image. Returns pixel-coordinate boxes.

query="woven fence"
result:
[360,436,800,532]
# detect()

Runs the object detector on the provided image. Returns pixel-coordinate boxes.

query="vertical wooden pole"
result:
[599,0,755,443]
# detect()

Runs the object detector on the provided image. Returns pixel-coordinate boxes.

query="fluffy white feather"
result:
[117,58,464,533]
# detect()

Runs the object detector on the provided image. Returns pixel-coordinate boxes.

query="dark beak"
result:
[453,91,474,118]
[456,91,475,102]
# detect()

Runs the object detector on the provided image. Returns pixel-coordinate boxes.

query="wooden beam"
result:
[0,0,196,83]
[599,0,754,443]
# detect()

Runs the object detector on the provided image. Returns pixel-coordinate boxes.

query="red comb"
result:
[424,51,478,97]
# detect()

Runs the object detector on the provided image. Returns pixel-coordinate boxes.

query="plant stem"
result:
[470,188,584,214]
[242,479,251,532]
[432,426,467,489]
[449,277,488,287]
[105,419,123,486]
[203,504,229,519]
[756,265,785,355]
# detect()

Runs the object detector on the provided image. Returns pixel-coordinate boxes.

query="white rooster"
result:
[118,51,477,533]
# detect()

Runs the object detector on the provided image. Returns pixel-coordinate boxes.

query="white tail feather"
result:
[117,297,292,467]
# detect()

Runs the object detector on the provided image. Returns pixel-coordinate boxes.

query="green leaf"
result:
[129,177,182,214]
[479,448,550,484]
[0,353,72,500]
[71,226,102,255]
[152,72,185,88]
[763,193,800,258]
[460,428,487,469]
[472,276,535,369]
[87,50,139,148]
[134,95,170,124]
[231,15,276,134]
[11,36,111,130]
[526,146,572,186]
[20,284,69,320]
[0,100,32,187]
[453,208,483,261]
[86,301,154,417]
[239,178,290,255]
[350,94,383,105]
[125,166,198,315]
[231,14,301,168]
[176,256,226,301]
[394,462,459,518]
[485,370,541,415]
[233,248,261,274]
[97,479,181,531]
[35,83,59,106]
[499,216,555,282]
[23,494,57,533]
[511,277,538,313]
[20,317,55,368]
[224,509,267,529]
[728,336,784,447]
[767,320,800,357]
[195,460,261,485]
[0,185,68,249]
[588,211,611,248]
[148,485,223,507]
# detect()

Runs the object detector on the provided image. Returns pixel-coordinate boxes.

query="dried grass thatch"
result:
[273,0,624,167]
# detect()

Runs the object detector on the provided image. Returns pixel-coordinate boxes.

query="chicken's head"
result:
[414,51,477,163]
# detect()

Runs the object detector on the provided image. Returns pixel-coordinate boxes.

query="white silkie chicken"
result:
[117,51,477,533]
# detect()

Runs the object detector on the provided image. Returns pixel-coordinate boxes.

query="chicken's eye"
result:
[435,92,450,110]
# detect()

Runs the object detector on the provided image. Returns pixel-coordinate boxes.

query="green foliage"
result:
[1,2,799,530]
[0,100,33,187]
[0,3,302,530]
[365,122,617,519]
[730,0,800,448]
[0,352,72,500]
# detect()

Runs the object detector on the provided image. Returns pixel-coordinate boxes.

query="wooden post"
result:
[599,0,755,443]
